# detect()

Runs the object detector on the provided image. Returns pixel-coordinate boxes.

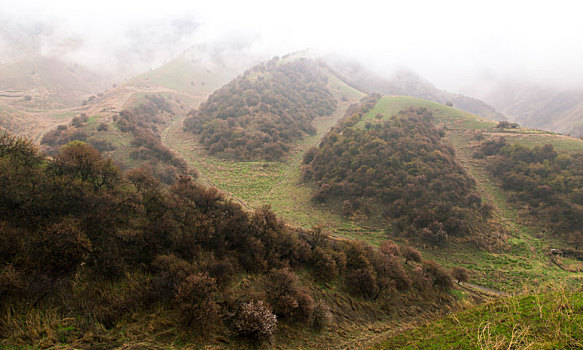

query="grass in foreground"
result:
[373,287,583,350]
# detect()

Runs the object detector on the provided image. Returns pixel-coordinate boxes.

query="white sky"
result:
[1,0,583,92]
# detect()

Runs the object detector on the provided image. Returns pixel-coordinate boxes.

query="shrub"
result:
[312,301,332,331]
[376,253,411,292]
[451,266,470,284]
[311,247,338,282]
[265,268,315,323]
[345,268,378,298]
[294,289,315,324]
[380,241,400,257]
[342,200,353,218]
[232,300,277,341]
[402,246,422,264]
[152,254,195,299]
[208,259,236,287]
[423,260,453,290]
[175,273,220,328]
[266,268,299,317]
[35,219,92,278]
[0,264,24,304]
[97,123,109,132]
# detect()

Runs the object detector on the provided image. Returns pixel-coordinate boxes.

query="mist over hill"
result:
[476,80,583,137]
[2,1,583,348]
[327,58,505,121]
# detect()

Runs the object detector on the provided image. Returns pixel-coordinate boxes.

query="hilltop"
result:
[302,96,500,249]
[126,48,242,96]
[35,49,244,183]
[480,80,583,138]
[0,55,108,106]
[327,59,505,121]
[183,56,338,161]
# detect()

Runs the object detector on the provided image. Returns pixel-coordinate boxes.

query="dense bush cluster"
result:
[0,131,453,345]
[184,57,337,160]
[475,138,583,248]
[41,94,190,184]
[41,114,91,148]
[303,100,493,246]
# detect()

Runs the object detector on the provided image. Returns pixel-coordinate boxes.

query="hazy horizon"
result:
[2,0,583,95]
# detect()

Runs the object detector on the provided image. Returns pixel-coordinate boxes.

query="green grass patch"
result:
[356,96,497,130]
[373,289,583,349]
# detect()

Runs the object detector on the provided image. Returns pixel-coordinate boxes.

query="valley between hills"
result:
[1,52,582,349]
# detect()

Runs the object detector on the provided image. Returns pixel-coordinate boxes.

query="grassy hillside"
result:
[348,96,583,289]
[1,130,462,350]
[0,56,107,106]
[327,59,504,121]
[168,73,583,291]
[373,287,583,349]
[164,57,369,232]
[0,56,111,140]
[126,53,235,96]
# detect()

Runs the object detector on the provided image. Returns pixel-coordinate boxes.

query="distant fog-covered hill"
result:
[327,59,505,121]
[480,80,583,137]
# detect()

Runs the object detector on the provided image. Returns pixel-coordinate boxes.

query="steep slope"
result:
[481,80,583,137]
[328,60,505,121]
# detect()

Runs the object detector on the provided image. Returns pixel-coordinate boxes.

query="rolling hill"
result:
[2,49,583,349]
[183,57,338,161]
[323,95,583,289]
[327,59,505,121]
[0,56,110,139]
[0,55,108,106]
[480,80,583,137]
[159,50,582,300]
[35,48,245,183]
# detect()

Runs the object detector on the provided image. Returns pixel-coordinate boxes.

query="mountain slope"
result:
[126,50,238,97]
[35,49,243,184]
[481,80,583,137]
[302,96,498,248]
[183,57,338,161]
[0,56,108,106]
[163,56,368,229]
[0,130,458,350]
[301,94,583,291]
[0,56,111,139]
[328,59,505,121]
